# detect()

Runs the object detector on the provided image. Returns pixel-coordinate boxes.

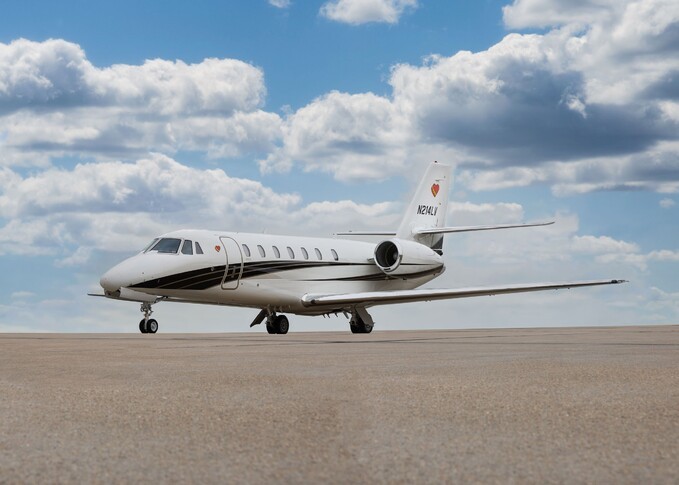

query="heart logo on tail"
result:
[431,183,440,197]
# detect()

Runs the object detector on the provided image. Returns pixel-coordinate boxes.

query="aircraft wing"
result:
[301,279,626,308]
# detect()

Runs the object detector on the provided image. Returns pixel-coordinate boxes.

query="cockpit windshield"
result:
[147,238,182,254]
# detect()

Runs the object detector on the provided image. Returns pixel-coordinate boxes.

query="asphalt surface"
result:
[1,326,678,484]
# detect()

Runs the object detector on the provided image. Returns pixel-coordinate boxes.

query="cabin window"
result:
[181,239,194,255]
[301,247,309,260]
[257,245,266,257]
[149,238,181,254]
[315,248,322,260]
[142,238,159,253]
[331,249,339,261]
[287,246,295,259]
[195,242,204,254]
[242,244,251,257]
[272,246,281,258]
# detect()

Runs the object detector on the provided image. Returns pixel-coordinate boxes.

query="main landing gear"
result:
[138,302,158,334]
[349,308,374,334]
[248,307,375,334]
[249,309,289,334]
[266,314,289,334]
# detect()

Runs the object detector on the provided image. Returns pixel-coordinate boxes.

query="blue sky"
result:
[0,0,677,332]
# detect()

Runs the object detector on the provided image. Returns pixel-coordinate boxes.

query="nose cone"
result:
[100,266,125,293]
[100,256,143,293]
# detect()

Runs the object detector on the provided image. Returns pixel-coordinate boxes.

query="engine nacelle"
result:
[374,238,444,277]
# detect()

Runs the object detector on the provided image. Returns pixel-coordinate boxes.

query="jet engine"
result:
[373,239,444,277]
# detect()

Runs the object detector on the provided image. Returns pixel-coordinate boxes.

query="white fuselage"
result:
[100,229,445,315]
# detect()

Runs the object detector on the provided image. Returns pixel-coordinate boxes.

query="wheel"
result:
[275,315,289,334]
[139,319,148,334]
[266,322,276,334]
[350,316,373,334]
[147,319,158,334]
[350,317,365,334]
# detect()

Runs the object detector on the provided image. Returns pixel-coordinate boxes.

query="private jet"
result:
[94,161,625,334]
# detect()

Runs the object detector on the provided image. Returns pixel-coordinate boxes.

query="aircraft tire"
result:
[350,323,361,334]
[276,315,289,334]
[363,324,373,334]
[139,319,148,334]
[266,323,276,334]
[147,319,158,334]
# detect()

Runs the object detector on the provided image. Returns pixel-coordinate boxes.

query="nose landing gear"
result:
[139,302,158,334]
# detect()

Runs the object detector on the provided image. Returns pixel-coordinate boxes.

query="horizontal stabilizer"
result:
[414,221,554,235]
[301,279,627,308]
[335,221,554,238]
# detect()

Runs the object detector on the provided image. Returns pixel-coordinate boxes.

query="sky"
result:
[0,0,677,332]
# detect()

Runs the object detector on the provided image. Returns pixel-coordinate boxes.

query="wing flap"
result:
[301,279,626,308]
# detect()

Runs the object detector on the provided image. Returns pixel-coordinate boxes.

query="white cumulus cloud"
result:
[266,0,679,195]
[320,0,417,25]
[0,39,281,166]
[260,90,412,181]
[0,154,398,259]
[269,0,291,8]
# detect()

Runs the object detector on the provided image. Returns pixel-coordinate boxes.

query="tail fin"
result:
[396,161,452,254]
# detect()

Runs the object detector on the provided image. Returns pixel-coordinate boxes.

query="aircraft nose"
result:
[100,267,123,293]
[100,258,140,293]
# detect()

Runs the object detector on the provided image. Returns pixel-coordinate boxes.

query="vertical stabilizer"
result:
[396,161,452,253]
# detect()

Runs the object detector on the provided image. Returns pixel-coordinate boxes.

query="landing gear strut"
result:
[139,302,158,334]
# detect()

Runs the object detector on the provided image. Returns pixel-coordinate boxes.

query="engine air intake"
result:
[374,240,402,273]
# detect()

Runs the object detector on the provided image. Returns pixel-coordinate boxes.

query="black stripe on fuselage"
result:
[128,260,439,290]
[130,265,227,290]
[300,264,442,282]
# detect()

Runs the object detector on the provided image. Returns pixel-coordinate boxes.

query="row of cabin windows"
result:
[144,237,338,261]
[242,244,338,261]
[146,238,203,255]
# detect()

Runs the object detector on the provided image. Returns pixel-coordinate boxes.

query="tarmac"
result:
[1,325,678,484]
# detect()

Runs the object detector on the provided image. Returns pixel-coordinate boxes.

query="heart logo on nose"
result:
[215,246,221,252]
[431,183,440,197]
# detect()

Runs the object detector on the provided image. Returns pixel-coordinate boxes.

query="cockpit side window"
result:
[195,242,204,254]
[142,238,159,253]
[149,238,182,254]
[181,240,194,255]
